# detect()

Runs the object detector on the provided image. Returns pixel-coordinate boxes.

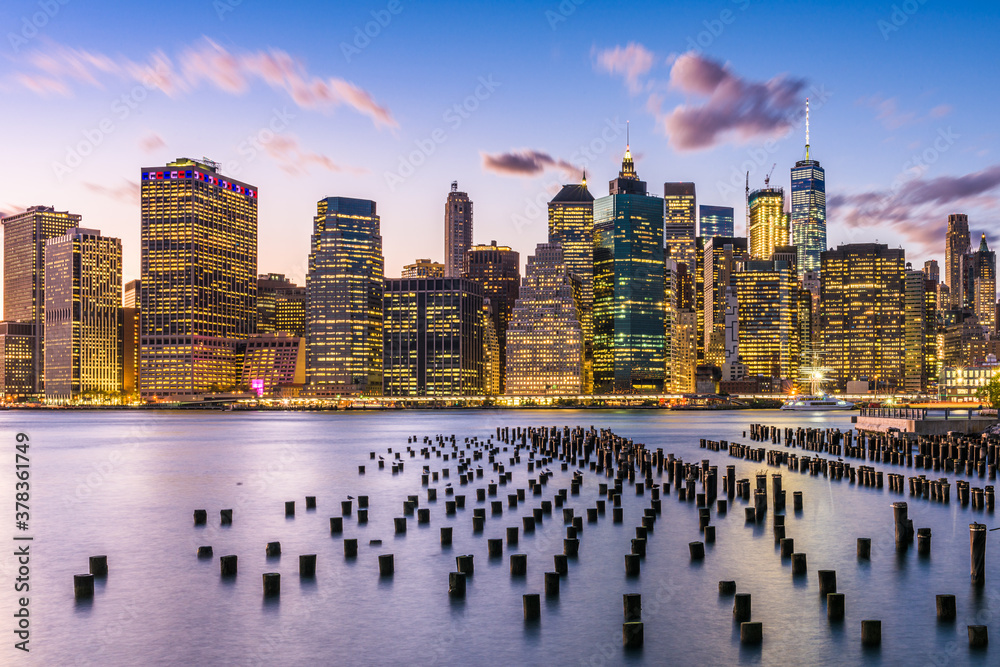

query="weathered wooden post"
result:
[818,570,837,596]
[740,622,762,644]
[861,620,881,646]
[970,522,987,586]
[74,574,94,599]
[378,554,395,576]
[857,538,871,559]
[523,594,541,620]
[733,593,751,621]
[219,554,237,576]
[936,594,956,621]
[299,554,316,577]
[827,593,845,621]
[262,573,280,597]
[968,625,989,648]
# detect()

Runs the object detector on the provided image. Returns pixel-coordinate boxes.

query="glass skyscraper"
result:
[699,205,734,240]
[663,182,696,270]
[790,159,826,276]
[593,143,666,393]
[445,182,473,278]
[306,196,384,396]
[464,241,520,392]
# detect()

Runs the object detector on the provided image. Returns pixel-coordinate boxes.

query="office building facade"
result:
[748,187,787,260]
[445,182,473,278]
[465,241,520,392]
[699,205,734,240]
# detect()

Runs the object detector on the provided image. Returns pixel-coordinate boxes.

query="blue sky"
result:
[1,0,998,303]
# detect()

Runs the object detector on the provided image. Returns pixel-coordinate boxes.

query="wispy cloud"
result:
[10,39,397,129]
[593,43,654,94]
[262,134,368,175]
[138,132,166,153]
[82,179,140,205]
[829,164,1000,249]
[481,149,579,178]
[857,95,953,130]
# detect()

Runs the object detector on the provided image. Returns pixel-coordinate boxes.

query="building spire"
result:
[619,121,637,180]
[805,98,810,162]
[581,168,587,188]
[980,232,989,252]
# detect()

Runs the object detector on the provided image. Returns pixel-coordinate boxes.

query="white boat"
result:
[780,396,855,411]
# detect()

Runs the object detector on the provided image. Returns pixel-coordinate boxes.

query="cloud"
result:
[829,164,1000,249]
[480,149,580,179]
[656,52,807,151]
[261,134,368,176]
[139,132,166,153]
[930,104,953,119]
[594,43,655,94]
[82,180,140,205]
[10,39,396,129]
[856,94,916,130]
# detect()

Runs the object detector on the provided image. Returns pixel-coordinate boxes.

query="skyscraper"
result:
[465,241,520,392]
[0,323,35,399]
[594,141,666,393]
[1,205,80,393]
[382,277,484,396]
[548,176,595,392]
[306,196,384,396]
[923,260,940,285]
[663,182,697,270]
[699,205,734,240]
[257,274,306,337]
[790,100,827,276]
[123,279,140,394]
[505,243,585,395]
[43,228,123,402]
[962,234,997,336]
[904,265,937,393]
[445,182,473,278]
[734,258,800,382]
[748,187,787,260]
[702,237,748,368]
[139,158,257,398]
[945,213,971,307]
[821,243,906,391]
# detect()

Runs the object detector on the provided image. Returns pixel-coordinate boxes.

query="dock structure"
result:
[853,407,997,437]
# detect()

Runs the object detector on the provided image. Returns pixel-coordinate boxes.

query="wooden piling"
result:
[89,555,108,577]
[861,620,881,646]
[219,554,237,576]
[488,538,503,557]
[305,496,316,509]
[719,581,736,594]
[689,541,705,560]
[733,593,751,621]
[344,538,358,558]
[624,554,641,576]
[791,553,807,576]
[780,538,794,559]
[456,554,474,575]
[449,572,466,597]
[378,554,395,576]
[299,554,316,577]
[970,522,986,586]
[818,570,837,595]
[220,509,232,525]
[197,546,213,558]
[510,554,527,576]
[74,574,94,599]
[262,573,280,597]
[554,554,568,575]
[936,594,956,621]
[545,571,560,596]
[857,538,871,559]
[523,594,541,620]
[968,625,989,648]
[266,541,281,557]
[285,501,295,517]
[740,622,762,644]
[827,593,845,621]
[193,509,207,525]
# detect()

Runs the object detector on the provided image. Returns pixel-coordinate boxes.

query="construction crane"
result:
[764,163,776,188]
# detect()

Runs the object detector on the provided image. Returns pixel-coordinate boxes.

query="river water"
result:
[0,409,996,666]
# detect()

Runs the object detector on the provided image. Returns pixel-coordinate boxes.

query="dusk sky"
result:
[2,0,998,308]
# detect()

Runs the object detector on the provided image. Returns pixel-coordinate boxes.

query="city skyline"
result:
[1,0,998,315]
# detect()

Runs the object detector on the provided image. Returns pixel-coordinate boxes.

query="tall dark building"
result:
[445,182,473,278]
[43,228,123,402]
[904,266,937,393]
[465,241,519,392]
[1,205,80,393]
[123,279,140,394]
[790,101,826,276]
[140,158,257,397]
[382,277,484,396]
[699,205,734,240]
[702,237,749,368]
[594,141,666,393]
[663,182,697,270]
[306,196,384,396]
[548,176,595,392]
[961,234,996,336]
[945,213,971,307]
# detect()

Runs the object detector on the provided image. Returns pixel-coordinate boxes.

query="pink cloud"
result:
[658,52,806,151]
[139,132,166,153]
[82,180,140,205]
[594,43,655,94]
[10,39,396,129]
[262,134,368,176]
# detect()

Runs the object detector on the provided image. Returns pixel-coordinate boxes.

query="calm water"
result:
[0,409,997,666]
